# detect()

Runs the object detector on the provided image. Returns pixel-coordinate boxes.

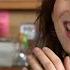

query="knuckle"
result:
[54,58,61,65]
[44,61,52,69]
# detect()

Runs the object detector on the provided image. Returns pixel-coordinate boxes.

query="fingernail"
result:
[33,47,40,53]
[43,47,48,51]
[65,56,70,62]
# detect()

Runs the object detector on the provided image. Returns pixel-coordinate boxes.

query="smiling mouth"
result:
[63,21,70,38]
[64,21,70,31]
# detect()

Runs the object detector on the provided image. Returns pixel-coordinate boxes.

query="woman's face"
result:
[52,0,70,54]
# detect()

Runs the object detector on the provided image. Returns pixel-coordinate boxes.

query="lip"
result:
[64,21,70,31]
[63,21,70,38]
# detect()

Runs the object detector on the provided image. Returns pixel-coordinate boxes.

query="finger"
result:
[64,56,70,70]
[42,47,65,70]
[27,55,43,70]
[22,67,28,70]
[33,47,56,70]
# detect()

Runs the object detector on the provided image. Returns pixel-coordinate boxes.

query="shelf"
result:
[0,0,42,10]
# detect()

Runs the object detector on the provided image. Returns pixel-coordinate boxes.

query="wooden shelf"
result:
[0,0,42,10]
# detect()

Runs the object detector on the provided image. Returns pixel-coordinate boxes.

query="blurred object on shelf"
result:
[18,23,37,66]
[0,42,19,67]
[16,52,28,67]
[20,23,36,40]
[0,41,28,67]
[19,23,37,49]
[0,11,10,39]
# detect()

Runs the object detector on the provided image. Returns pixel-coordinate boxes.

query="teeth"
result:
[64,21,70,31]
[66,23,70,31]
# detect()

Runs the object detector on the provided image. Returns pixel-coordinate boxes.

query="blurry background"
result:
[10,11,38,41]
[0,0,42,70]
[0,0,42,41]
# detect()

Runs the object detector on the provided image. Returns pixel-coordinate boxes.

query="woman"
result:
[23,0,70,70]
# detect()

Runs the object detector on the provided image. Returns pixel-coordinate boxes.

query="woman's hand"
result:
[64,56,70,70]
[22,67,28,70]
[27,47,70,70]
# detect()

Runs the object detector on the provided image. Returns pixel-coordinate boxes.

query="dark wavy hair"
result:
[35,0,67,61]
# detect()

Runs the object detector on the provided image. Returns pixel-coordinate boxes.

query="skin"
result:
[23,0,70,70]
[52,0,70,54]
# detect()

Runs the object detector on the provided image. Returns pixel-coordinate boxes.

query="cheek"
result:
[52,0,70,54]
[53,20,70,54]
[53,19,65,45]
[53,0,70,20]
[52,15,70,54]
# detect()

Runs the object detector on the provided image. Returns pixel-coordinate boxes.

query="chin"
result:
[62,43,70,55]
